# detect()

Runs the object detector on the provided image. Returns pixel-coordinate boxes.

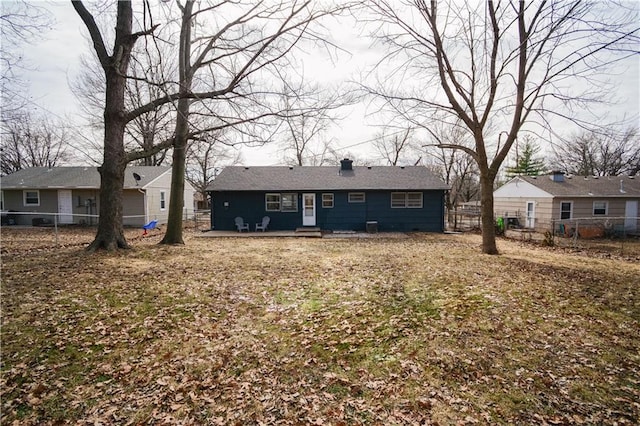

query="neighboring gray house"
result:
[494,172,640,234]
[0,166,195,227]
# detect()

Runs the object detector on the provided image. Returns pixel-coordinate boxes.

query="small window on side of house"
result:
[348,192,365,203]
[24,190,40,206]
[0,190,4,210]
[560,201,572,220]
[322,193,334,208]
[593,201,607,216]
[266,193,281,211]
[160,191,166,210]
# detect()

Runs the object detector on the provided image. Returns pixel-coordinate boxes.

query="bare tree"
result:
[1,1,53,115]
[365,1,639,254]
[277,80,348,166]
[159,0,349,245]
[72,0,348,249]
[423,120,479,226]
[373,127,415,166]
[1,113,70,175]
[551,126,639,176]
[186,130,241,209]
[72,0,160,251]
[70,44,176,166]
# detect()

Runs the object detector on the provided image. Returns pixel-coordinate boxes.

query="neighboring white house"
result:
[494,172,640,234]
[0,166,195,227]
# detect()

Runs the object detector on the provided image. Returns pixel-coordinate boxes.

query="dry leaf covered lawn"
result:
[1,228,639,425]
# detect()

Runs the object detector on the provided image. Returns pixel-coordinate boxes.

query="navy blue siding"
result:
[210,190,445,232]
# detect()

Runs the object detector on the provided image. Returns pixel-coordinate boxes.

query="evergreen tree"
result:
[505,137,546,178]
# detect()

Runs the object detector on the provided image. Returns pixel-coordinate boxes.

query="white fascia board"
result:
[494,178,553,198]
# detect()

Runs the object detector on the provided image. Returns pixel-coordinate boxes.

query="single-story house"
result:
[0,166,195,227]
[207,159,449,232]
[493,172,640,234]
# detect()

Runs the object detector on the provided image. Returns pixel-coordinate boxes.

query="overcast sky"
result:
[10,1,640,167]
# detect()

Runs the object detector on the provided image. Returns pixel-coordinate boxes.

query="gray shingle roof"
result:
[519,175,640,197]
[207,166,449,192]
[1,166,171,189]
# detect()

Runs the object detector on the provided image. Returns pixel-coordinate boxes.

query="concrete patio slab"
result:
[196,230,408,239]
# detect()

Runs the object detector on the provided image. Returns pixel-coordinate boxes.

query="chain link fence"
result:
[495,214,640,255]
[0,209,211,247]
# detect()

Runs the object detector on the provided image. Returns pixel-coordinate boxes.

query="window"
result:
[322,193,334,208]
[593,201,607,216]
[348,192,365,203]
[266,193,281,211]
[560,201,572,220]
[265,193,298,212]
[23,190,40,206]
[391,192,406,208]
[407,192,423,208]
[281,193,298,211]
[0,190,3,210]
[391,192,423,208]
[160,191,166,210]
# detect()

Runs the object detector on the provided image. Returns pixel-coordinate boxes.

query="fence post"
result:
[54,213,59,246]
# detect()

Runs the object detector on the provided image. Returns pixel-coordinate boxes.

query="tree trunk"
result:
[160,97,190,245]
[87,67,130,251]
[160,1,193,245]
[479,173,498,255]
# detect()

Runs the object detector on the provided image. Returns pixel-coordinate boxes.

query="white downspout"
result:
[138,188,148,225]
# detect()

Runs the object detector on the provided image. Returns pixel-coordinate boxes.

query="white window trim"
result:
[348,192,365,203]
[322,193,334,208]
[560,200,573,220]
[592,200,608,216]
[160,191,166,210]
[23,190,40,207]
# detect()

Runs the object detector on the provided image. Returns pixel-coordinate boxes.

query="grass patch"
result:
[1,229,639,424]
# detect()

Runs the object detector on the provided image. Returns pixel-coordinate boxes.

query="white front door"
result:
[525,201,535,228]
[302,193,316,227]
[58,190,73,223]
[625,200,638,232]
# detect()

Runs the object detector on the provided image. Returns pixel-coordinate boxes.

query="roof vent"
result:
[367,166,372,170]
[288,166,293,170]
[400,166,405,169]
[340,158,353,171]
[550,171,564,182]
[244,166,249,170]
